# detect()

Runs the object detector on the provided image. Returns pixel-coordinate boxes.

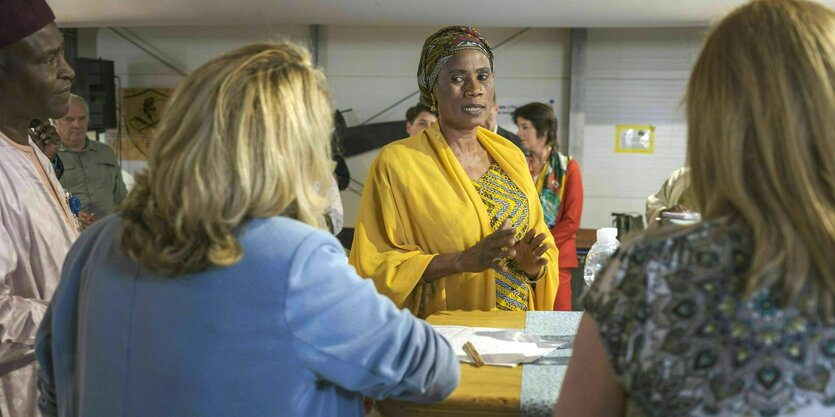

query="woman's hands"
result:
[513,229,549,278]
[422,221,550,283]
[459,220,517,273]
[460,221,550,277]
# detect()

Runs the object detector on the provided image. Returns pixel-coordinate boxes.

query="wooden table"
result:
[376,310,535,417]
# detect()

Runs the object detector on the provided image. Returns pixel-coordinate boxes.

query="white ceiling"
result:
[49,0,835,28]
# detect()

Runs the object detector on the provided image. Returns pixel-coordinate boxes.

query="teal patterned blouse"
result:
[584,220,835,417]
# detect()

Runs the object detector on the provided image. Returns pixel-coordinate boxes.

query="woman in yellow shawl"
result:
[350,26,559,318]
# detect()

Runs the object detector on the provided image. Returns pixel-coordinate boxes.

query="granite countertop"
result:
[520,311,583,417]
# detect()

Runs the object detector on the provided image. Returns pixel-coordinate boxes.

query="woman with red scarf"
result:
[514,103,583,310]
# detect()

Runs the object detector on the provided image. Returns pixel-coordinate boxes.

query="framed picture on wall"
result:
[615,124,655,154]
[110,88,173,161]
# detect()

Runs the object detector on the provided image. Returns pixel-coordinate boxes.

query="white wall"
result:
[321,25,443,222]
[83,25,706,231]
[581,27,705,228]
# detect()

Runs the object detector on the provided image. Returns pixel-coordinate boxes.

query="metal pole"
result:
[309,25,320,66]
[567,28,587,166]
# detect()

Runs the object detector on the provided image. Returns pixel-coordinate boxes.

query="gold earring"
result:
[430,96,437,113]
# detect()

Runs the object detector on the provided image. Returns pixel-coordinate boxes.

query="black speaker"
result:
[72,58,116,130]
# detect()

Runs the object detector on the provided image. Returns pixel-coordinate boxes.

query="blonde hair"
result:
[686,0,835,311]
[120,42,334,275]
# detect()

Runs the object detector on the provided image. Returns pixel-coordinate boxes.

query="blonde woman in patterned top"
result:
[350,26,560,318]
[556,0,835,416]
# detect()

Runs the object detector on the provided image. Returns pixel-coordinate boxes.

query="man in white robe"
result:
[0,0,78,415]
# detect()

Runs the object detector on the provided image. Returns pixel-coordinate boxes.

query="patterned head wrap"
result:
[417,26,493,109]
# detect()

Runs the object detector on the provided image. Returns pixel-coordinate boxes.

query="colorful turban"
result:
[417,26,493,108]
[0,0,55,49]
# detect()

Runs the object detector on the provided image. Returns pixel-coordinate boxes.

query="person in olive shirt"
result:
[55,94,126,228]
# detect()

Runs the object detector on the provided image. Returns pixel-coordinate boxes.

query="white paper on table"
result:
[432,325,564,367]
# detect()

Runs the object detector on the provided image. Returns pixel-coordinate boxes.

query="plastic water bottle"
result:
[583,227,620,287]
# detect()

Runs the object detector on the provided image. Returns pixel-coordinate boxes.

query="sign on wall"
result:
[614,124,655,154]
[112,88,173,161]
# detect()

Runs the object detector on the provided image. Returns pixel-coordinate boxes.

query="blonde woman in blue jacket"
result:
[35,42,459,417]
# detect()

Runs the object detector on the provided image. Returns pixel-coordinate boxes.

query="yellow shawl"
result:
[349,122,559,317]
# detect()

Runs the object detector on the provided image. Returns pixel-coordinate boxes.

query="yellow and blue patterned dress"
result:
[472,162,532,311]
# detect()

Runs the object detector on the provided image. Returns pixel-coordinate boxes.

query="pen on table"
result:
[463,341,484,367]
